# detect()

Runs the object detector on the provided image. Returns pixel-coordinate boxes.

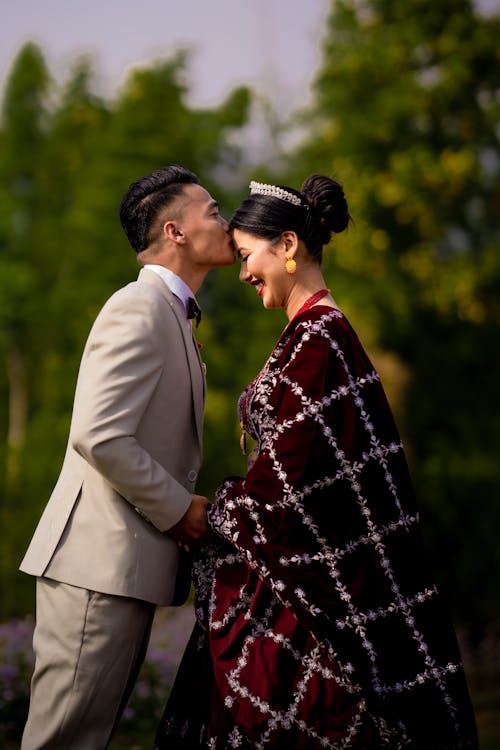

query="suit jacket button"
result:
[188,470,197,483]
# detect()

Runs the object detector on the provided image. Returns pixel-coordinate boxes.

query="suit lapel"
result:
[137,269,205,450]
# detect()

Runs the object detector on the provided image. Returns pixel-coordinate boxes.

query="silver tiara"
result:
[249,180,302,206]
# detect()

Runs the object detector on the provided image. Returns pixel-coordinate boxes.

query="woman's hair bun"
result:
[301,174,350,236]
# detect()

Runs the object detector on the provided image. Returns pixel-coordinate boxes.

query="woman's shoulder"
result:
[290,305,354,341]
[283,305,369,362]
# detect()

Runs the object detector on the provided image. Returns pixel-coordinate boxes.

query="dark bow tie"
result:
[186,297,202,327]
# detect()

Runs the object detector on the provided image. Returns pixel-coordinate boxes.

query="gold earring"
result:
[285,250,297,274]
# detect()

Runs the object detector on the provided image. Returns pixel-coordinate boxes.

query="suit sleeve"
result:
[70,287,192,532]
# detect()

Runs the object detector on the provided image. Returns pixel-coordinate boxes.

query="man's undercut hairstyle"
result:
[119,165,200,253]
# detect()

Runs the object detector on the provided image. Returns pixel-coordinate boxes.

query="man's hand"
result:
[168,494,209,549]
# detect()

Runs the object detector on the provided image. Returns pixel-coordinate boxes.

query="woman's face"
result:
[233,229,290,309]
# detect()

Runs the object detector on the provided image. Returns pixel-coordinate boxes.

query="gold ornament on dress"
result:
[239,422,247,455]
[285,250,297,274]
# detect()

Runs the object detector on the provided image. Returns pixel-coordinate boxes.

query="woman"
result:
[155,176,478,749]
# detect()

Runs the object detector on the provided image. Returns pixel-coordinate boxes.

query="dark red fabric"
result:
[155,307,478,749]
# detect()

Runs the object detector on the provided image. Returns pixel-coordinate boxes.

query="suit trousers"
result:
[21,577,156,749]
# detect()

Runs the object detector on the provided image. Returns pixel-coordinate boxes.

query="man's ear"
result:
[163,220,185,243]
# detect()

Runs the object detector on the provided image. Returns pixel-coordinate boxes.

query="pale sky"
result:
[0,0,330,115]
[1,0,497,154]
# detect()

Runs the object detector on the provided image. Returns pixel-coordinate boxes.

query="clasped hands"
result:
[168,494,213,552]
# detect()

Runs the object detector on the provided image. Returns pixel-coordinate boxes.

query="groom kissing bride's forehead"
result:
[19,164,234,749]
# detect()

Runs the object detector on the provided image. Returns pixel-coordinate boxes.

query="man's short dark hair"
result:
[119,165,200,253]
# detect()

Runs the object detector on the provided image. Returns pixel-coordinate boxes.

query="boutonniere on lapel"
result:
[194,340,206,374]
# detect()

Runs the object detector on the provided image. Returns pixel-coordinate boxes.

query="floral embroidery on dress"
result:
[155,307,478,750]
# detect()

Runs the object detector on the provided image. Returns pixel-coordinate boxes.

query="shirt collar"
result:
[144,264,197,313]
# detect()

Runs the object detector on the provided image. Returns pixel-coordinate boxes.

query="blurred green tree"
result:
[286,0,500,631]
[0,44,52,611]
[0,43,251,616]
[0,43,49,495]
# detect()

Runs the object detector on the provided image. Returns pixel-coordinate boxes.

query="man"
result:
[19,165,235,748]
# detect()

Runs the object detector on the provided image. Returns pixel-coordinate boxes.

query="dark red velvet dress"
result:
[155,307,478,749]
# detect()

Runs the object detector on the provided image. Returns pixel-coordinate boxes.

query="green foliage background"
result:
[0,1,499,738]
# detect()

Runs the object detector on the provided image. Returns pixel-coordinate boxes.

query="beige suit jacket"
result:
[20,268,205,605]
